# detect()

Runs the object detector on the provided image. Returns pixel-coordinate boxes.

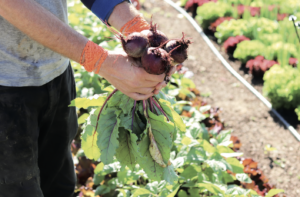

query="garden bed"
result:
[141,0,300,196]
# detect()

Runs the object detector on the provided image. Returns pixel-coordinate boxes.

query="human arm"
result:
[80,0,176,93]
[0,0,166,100]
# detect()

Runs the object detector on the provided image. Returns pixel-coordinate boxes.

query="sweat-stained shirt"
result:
[0,0,130,87]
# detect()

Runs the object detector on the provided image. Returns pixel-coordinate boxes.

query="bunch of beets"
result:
[111,20,191,75]
[82,20,191,183]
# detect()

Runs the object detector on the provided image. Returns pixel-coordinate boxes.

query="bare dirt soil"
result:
[142,1,300,196]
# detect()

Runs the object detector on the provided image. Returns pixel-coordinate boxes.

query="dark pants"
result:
[0,65,78,197]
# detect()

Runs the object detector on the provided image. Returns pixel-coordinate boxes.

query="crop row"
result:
[68,0,285,196]
[181,0,300,120]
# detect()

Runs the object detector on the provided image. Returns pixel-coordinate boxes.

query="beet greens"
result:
[81,90,185,183]
[80,19,191,183]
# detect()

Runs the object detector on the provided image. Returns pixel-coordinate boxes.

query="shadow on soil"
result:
[268,108,300,132]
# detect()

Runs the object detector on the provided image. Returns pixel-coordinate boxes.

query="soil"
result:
[142,1,300,196]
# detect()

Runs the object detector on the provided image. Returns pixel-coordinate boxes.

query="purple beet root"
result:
[141,47,172,75]
[121,32,149,58]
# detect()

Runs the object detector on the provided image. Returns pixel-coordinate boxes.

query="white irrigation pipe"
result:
[164,0,300,141]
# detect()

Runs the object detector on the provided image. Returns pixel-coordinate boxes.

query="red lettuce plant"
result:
[289,57,298,67]
[223,35,250,55]
[185,0,217,17]
[209,16,234,32]
[246,55,278,77]
[236,5,261,17]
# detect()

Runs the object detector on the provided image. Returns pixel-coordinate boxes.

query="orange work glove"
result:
[80,15,150,73]
[80,41,108,74]
[120,15,150,36]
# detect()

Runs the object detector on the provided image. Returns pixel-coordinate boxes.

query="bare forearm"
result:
[0,0,88,63]
[107,2,140,31]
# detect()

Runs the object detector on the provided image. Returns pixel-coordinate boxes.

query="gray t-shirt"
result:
[0,0,69,87]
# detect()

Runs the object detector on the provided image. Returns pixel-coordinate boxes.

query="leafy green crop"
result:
[256,33,283,46]
[219,0,253,5]
[180,0,189,7]
[263,65,300,109]
[215,18,279,43]
[68,0,286,195]
[233,40,266,63]
[79,90,185,184]
[266,42,298,63]
[195,2,233,29]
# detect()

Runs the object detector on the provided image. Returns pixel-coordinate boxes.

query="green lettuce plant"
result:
[195,2,233,29]
[233,40,266,63]
[263,65,300,109]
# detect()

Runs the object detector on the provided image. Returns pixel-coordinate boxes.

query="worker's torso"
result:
[0,0,69,87]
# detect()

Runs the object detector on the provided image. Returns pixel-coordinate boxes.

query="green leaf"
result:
[197,182,225,195]
[108,91,134,114]
[97,108,121,164]
[222,171,235,184]
[78,113,89,124]
[182,137,192,145]
[236,173,252,183]
[117,189,130,197]
[226,158,244,173]
[94,162,105,174]
[148,110,175,164]
[136,133,165,181]
[95,185,111,195]
[180,165,200,179]
[221,152,243,158]
[177,190,188,197]
[198,123,210,141]
[205,160,227,172]
[82,131,101,160]
[199,139,217,153]
[188,188,201,197]
[216,130,233,144]
[155,91,176,105]
[103,85,115,92]
[225,185,248,195]
[159,99,186,133]
[100,162,121,176]
[119,113,145,137]
[145,181,161,194]
[186,146,206,163]
[93,173,103,185]
[81,108,101,160]
[163,163,179,184]
[265,189,285,197]
[117,168,140,185]
[115,128,139,170]
[132,188,152,197]
[69,94,106,108]
[209,152,232,172]
[166,184,181,197]
[181,78,196,89]
[217,145,234,153]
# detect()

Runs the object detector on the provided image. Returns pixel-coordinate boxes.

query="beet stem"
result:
[131,100,137,131]
[143,100,149,119]
[150,97,170,121]
[149,98,154,112]
[95,89,118,132]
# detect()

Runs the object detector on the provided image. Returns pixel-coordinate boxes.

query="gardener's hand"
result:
[98,51,165,100]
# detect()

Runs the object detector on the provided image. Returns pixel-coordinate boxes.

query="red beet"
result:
[104,23,149,58]
[121,32,149,58]
[141,47,172,75]
[141,20,169,47]
[165,33,191,64]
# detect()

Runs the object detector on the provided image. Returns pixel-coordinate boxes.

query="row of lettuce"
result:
[68,0,284,196]
[181,0,300,120]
